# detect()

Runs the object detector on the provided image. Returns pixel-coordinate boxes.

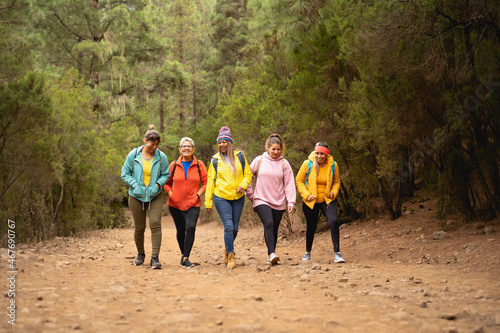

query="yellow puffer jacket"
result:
[296,152,340,209]
[204,150,253,209]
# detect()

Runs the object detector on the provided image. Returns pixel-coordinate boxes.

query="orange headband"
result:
[315,146,329,155]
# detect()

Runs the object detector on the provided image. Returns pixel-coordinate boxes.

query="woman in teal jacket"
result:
[121,125,170,269]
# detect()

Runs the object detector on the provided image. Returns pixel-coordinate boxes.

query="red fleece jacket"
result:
[164,156,207,211]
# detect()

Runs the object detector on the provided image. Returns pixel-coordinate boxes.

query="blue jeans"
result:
[213,195,245,253]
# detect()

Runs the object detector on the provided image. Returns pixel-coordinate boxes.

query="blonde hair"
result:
[219,141,236,174]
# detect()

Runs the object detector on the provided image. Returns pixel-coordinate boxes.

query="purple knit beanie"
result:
[217,126,233,144]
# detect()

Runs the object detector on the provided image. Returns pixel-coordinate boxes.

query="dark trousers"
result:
[302,201,340,253]
[169,206,200,258]
[254,204,285,255]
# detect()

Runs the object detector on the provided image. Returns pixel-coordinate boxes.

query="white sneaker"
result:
[270,253,280,265]
[301,252,311,261]
[334,252,345,263]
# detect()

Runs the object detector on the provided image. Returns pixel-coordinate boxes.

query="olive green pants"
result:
[129,194,163,257]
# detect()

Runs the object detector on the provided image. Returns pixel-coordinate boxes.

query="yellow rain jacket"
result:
[296,152,340,209]
[204,150,253,209]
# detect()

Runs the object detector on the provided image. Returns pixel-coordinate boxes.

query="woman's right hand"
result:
[168,190,173,197]
[306,194,316,202]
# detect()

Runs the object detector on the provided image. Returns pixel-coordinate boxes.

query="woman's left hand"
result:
[287,206,294,214]
[236,186,244,194]
[329,192,334,199]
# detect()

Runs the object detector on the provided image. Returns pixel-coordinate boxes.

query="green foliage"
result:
[0,70,127,244]
[1,0,498,242]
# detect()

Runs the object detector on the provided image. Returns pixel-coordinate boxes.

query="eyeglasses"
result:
[181,145,193,149]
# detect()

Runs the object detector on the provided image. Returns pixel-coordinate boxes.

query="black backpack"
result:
[212,151,245,185]
[170,161,201,188]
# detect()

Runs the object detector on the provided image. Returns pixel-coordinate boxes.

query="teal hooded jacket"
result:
[121,145,170,206]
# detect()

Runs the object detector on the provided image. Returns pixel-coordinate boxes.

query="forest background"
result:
[1,0,499,243]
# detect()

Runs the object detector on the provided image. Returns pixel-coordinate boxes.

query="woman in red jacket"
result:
[164,137,208,268]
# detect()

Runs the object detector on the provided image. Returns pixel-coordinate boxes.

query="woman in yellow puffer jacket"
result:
[205,126,252,268]
[296,142,345,263]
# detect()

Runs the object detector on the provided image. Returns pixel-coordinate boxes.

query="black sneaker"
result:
[182,258,195,268]
[180,256,184,267]
[134,253,145,266]
[150,256,162,269]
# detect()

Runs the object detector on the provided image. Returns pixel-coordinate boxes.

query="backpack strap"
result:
[170,160,201,189]
[304,159,336,189]
[212,152,245,186]
[131,148,139,177]
[254,157,264,189]
[212,157,219,185]
[236,151,245,173]
[171,162,177,180]
[304,160,313,188]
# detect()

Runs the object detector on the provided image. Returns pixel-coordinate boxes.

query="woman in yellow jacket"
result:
[205,126,252,268]
[296,142,345,263]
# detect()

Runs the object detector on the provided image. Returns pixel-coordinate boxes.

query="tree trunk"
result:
[192,80,197,126]
[159,89,165,133]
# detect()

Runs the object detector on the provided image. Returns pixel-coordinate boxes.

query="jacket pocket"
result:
[132,185,146,199]
[148,184,162,199]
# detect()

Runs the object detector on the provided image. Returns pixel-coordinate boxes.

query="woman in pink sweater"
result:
[246,134,296,265]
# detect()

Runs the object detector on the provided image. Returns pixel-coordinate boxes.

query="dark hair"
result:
[144,125,160,143]
[315,141,329,149]
[266,134,285,154]
[313,141,329,173]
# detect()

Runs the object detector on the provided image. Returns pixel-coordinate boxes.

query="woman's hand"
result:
[236,186,244,194]
[306,194,316,202]
[287,206,294,214]
[329,192,334,199]
[168,190,173,197]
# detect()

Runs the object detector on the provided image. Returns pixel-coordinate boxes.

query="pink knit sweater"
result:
[245,152,296,210]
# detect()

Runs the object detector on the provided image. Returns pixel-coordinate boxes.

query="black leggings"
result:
[302,201,340,252]
[169,206,200,258]
[254,204,285,255]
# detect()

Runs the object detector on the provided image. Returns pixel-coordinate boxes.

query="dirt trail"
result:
[1,206,500,333]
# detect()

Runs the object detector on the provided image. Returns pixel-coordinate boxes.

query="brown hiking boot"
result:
[227,252,236,268]
[223,248,228,265]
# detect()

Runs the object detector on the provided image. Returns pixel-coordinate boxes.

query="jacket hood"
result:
[137,145,161,158]
[307,151,334,165]
[262,151,284,161]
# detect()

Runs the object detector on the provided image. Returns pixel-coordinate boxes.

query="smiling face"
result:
[315,152,327,165]
[218,140,229,154]
[267,143,282,159]
[144,139,159,155]
[179,140,195,160]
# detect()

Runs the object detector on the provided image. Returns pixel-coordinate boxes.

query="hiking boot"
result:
[334,252,346,263]
[223,248,228,265]
[150,256,162,269]
[182,258,195,268]
[134,253,145,266]
[227,252,236,268]
[270,253,280,265]
[301,252,311,261]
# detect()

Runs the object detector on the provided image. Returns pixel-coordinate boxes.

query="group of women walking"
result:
[121,125,345,270]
